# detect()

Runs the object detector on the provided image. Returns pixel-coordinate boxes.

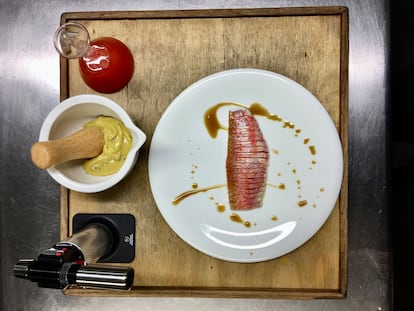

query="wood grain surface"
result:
[59,7,348,298]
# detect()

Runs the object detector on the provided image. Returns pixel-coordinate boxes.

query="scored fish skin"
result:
[226,109,269,210]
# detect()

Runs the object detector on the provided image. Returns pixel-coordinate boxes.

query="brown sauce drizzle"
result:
[248,103,283,121]
[190,164,198,179]
[172,101,321,228]
[172,184,226,205]
[217,204,226,213]
[282,121,294,129]
[298,200,308,207]
[230,213,251,228]
[309,145,316,155]
[204,102,242,138]
[230,213,243,223]
[204,102,284,138]
[267,183,286,190]
[204,102,318,160]
[209,196,226,213]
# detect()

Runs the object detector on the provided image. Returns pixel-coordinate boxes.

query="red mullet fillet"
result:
[226,109,269,210]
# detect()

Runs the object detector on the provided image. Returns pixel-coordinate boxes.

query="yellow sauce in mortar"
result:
[82,116,132,176]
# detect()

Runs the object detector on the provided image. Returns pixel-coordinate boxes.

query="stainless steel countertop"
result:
[0,0,390,310]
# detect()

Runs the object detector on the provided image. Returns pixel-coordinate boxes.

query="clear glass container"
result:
[54,22,134,94]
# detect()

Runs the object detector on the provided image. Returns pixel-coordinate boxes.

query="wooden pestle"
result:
[31,127,104,169]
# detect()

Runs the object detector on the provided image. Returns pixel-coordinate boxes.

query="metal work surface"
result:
[0,0,390,310]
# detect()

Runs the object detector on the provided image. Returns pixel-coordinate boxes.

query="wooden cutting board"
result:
[59,6,348,299]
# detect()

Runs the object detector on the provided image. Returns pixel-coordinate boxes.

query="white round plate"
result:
[148,68,343,263]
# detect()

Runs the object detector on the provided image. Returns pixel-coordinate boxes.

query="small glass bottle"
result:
[54,22,134,94]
